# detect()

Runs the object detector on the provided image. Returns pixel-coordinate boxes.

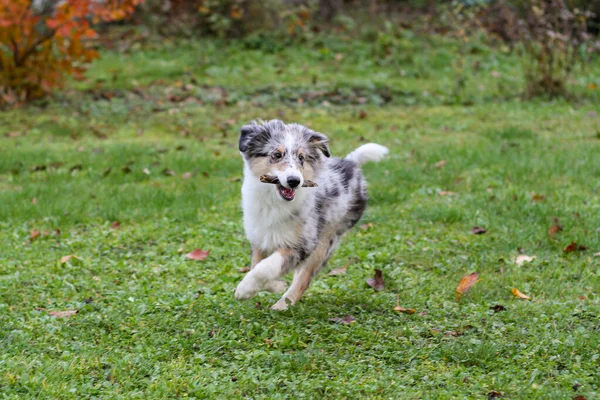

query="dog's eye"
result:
[298,154,305,163]
[272,151,283,160]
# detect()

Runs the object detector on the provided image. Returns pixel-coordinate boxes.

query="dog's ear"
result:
[307,132,330,158]
[238,124,256,152]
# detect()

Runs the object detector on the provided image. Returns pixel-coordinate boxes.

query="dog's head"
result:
[239,119,330,202]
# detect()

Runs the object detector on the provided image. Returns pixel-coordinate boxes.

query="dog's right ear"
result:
[239,124,256,152]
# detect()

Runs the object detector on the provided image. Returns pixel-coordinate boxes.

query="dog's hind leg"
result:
[235,249,291,300]
[272,235,339,310]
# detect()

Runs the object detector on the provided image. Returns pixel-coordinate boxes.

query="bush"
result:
[517,0,597,98]
[0,0,142,105]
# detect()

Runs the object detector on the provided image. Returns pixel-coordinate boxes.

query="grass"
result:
[1,30,600,399]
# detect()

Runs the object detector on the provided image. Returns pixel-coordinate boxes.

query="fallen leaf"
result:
[438,191,457,196]
[490,304,506,313]
[238,266,251,273]
[30,229,41,241]
[162,168,175,176]
[531,193,546,202]
[393,305,416,314]
[594,252,600,257]
[564,242,587,253]
[328,266,347,276]
[434,160,447,169]
[110,221,121,229]
[418,311,427,316]
[60,255,81,264]
[358,110,367,119]
[548,224,563,238]
[186,249,209,261]
[512,288,530,299]
[471,226,487,235]
[182,172,193,179]
[32,197,38,205]
[143,168,151,175]
[47,309,78,318]
[366,269,385,291]
[515,255,536,266]
[487,390,503,399]
[456,272,479,301]
[329,315,355,325]
[121,165,132,174]
[360,223,373,230]
[573,395,587,400]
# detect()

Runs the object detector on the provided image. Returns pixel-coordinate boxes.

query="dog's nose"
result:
[287,176,301,188]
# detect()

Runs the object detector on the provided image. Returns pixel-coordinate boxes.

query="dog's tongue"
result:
[280,187,295,199]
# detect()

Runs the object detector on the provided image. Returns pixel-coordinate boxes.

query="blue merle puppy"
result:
[234,119,389,310]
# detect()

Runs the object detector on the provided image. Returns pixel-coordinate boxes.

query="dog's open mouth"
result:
[277,185,295,201]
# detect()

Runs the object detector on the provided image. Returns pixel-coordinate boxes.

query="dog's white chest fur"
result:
[241,168,309,252]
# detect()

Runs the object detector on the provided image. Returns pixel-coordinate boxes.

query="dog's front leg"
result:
[234,249,289,300]
[272,236,336,310]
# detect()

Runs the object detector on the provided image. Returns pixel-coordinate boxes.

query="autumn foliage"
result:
[0,0,143,104]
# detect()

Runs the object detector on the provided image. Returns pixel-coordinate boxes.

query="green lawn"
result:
[1,32,599,399]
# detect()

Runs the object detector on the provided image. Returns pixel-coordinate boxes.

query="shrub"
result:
[0,0,142,105]
[517,0,597,98]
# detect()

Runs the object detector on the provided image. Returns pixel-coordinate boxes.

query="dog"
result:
[234,119,389,310]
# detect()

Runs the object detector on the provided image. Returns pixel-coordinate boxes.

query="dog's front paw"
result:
[271,297,292,311]
[264,279,287,294]
[234,275,260,300]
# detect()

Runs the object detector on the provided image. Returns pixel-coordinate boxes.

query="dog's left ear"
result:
[307,132,330,158]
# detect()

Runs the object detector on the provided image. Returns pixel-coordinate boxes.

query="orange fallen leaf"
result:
[434,160,447,169]
[30,229,41,241]
[60,255,81,264]
[48,310,78,318]
[456,272,479,301]
[328,266,347,276]
[110,221,121,229]
[185,249,209,261]
[512,288,530,299]
[531,193,546,202]
[548,220,563,238]
[393,305,416,314]
[515,254,536,266]
[564,241,587,253]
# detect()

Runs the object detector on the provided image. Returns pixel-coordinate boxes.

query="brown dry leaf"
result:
[329,315,355,325]
[531,193,546,202]
[471,226,487,235]
[515,255,536,266]
[30,229,41,241]
[573,396,587,400]
[358,110,367,119]
[548,224,563,238]
[162,168,176,176]
[328,266,347,276]
[48,309,78,318]
[564,242,587,253]
[434,160,447,169]
[182,172,193,179]
[366,269,385,291]
[110,221,121,229]
[238,266,251,273]
[393,305,416,314]
[490,304,506,313]
[60,255,82,264]
[185,249,209,261]
[438,191,457,196]
[512,288,530,299]
[456,272,479,301]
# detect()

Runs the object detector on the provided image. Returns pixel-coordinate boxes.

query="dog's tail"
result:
[345,143,389,165]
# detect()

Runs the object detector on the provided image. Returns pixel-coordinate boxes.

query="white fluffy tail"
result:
[345,143,389,165]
